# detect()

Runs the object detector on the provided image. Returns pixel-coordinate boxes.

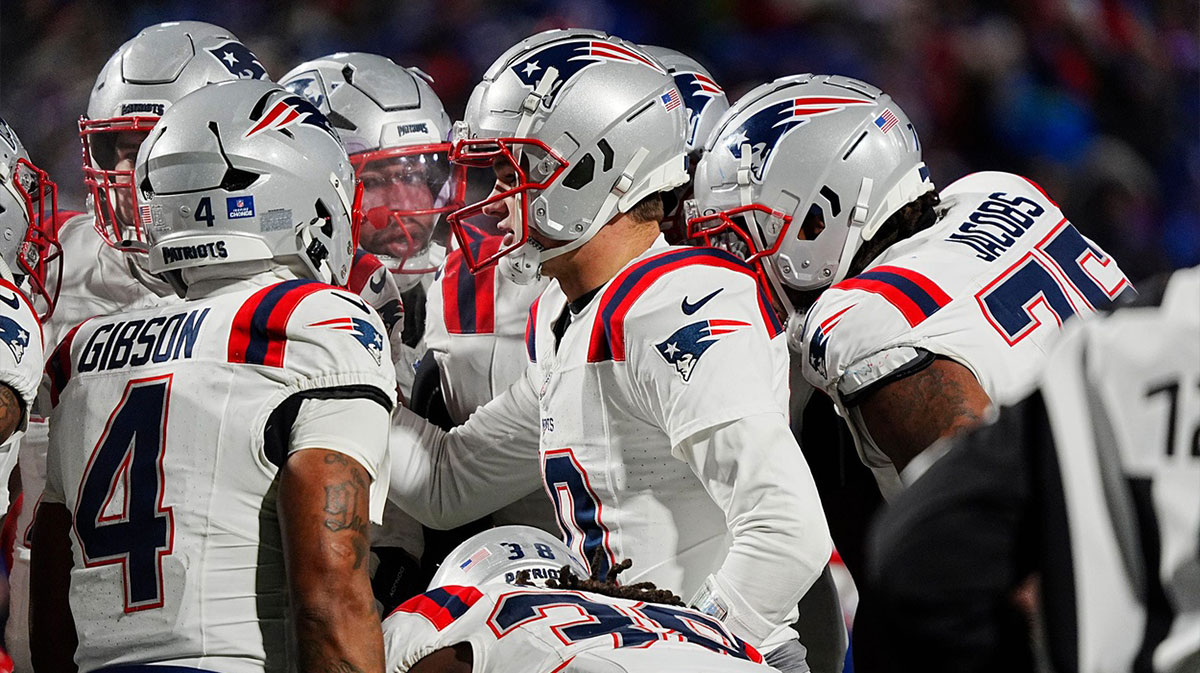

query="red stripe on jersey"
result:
[525,295,540,363]
[228,281,329,367]
[1021,176,1061,208]
[392,585,483,631]
[442,238,502,335]
[870,265,952,306]
[347,251,384,296]
[588,248,779,363]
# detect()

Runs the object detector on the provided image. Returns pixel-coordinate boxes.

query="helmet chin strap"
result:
[514,66,559,140]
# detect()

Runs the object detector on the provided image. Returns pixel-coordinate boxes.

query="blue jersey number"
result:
[542,448,613,578]
[490,590,761,662]
[74,375,175,612]
[978,222,1130,344]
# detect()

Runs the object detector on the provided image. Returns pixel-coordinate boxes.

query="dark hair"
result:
[844,190,942,279]
[515,550,685,607]
[626,192,665,225]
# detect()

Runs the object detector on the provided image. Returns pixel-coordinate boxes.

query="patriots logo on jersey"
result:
[0,315,29,364]
[806,306,852,381]
[655,319,749,383]
[509,39,665,109]
[672,71,724,147]
[245,95,337,140]
[306,317,384,365]
[726,96,875,182]
[207,41,268,80]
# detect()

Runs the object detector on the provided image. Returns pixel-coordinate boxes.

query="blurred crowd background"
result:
[1,0,1195,281]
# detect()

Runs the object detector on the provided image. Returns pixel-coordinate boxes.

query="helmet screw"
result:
[179,205,191,216]
[536,207,546,217]
[823,268,832,277]
[801,260,810,268]
[2,230,11,241]
[572,223,583,233]
[781,264,792,274]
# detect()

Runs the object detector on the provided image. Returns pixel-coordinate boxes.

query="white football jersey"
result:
[41,279,396,673]
[425,236,549,424]
[382,584,776,673]
[798,172,1133,497]
[527,241,789,596]
[425,237,556,531]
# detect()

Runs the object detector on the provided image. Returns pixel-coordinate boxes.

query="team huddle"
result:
[0,17,1194,673]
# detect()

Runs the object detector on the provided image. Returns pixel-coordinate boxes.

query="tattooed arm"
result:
[0,383,24,444]
[856,358,992,473]
[280,449,383,673]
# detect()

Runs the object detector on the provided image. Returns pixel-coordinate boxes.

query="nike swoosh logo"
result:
[681,288,723,315]
[332,291,371,315]
[368,271,386,295]
[0,293,19,311]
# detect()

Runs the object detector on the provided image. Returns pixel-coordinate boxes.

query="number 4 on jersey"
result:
[74,375,175,612]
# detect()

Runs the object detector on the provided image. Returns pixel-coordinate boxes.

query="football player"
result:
[30,80,395,673]
[281,52,455,396]
[866,267,1198,673]
[388,31,832,672]
[384,526,782,672]
[5,23,272,671]
[689,74,1133,499]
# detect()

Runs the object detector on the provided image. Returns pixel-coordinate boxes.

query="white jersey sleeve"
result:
[388,365,543,528]
[620,261,789,446]
[0,278,43,429]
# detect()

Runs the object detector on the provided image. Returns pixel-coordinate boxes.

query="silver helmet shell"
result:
[82,21,269,251]
[280,52,452,289]
[135,80,358,294]
[691,74,933,294]
[448,30,690,284]
[429,526,590,590]
[0,116,61,317]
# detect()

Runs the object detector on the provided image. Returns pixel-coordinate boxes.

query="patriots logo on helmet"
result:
[245,94,337,140]
[672,71,724,147]
[283,72,328,112]
[307,316,385,365]
[510,39,665,109]
[207,41,268,80]
[727,96,876,182]
[806,306,852,380]
[655,319,750,383]
[0,316,30,364]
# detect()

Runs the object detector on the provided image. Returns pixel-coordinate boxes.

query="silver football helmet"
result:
[429,526,590,590]
[82,21,269,252]
[448,29,690,284]
[641,45,729,243]
[0,117,61,318]
[135,80,359,295]
[690,74,933,299]
[281,53,453,290]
